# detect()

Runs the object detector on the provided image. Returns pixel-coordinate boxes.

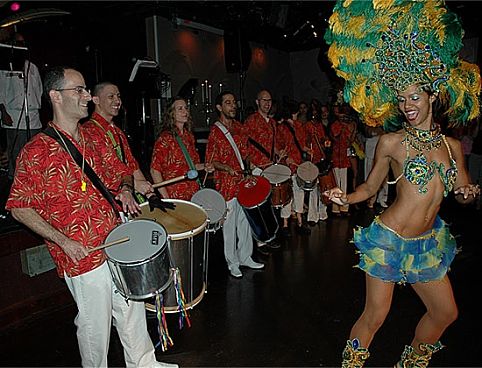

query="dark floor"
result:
[0,191,481,367]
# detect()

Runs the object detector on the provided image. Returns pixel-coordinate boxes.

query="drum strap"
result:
[283,121,304,157]
[174,131,201,186]
[89,118,126,164]
[90,118,146,204]
[248,137,271,160]
[214,122,245,170]
[43,126,121,218]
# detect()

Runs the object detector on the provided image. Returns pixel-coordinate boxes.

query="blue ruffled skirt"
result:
[353,216,457,284]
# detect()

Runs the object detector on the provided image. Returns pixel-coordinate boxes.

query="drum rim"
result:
[237,176,272,208]
[139,199,208,240]
[191,188,228,224]
[296,161,319,183]
[104,219,168,262]
[261,163,292,184]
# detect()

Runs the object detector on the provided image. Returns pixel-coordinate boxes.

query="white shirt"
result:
[0,60,43,130]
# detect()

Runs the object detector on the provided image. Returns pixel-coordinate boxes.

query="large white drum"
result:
[104,219,172,301]
[134,200,208,313]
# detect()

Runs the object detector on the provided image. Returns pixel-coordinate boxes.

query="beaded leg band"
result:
[342,338,370,368]
[395,341,444,368]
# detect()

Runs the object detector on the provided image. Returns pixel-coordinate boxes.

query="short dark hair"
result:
[43,66,69,100]
[92,81,115,97]
[214,90,236,115]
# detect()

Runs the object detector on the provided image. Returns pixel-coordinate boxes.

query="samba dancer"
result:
[324,1,481,366]
[6,66,177,367]
[150,97,213,200]
[206,91,264,278]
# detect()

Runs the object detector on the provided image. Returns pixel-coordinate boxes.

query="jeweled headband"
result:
[325,0,480,130]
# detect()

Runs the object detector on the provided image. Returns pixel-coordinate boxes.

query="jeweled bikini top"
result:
[388,125,458,196]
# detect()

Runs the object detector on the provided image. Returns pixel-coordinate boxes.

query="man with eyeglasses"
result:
[6,66,177,368]
[243,89,281,252]
[0,32,43,180]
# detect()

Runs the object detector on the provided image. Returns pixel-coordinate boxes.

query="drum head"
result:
[191,188,227,224]
[297,161,319,181]
[105,219,167,263]
[136,199,208,240]
[262,164,291,184]
[237,176,271,208]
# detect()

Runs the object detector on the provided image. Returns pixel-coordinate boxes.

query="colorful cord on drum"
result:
[155,293,173,352]
[173,267,192,329]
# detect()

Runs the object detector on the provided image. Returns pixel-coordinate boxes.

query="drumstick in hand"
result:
[202,149,216,187]
[88,236,130,253]
[152,170,198,188]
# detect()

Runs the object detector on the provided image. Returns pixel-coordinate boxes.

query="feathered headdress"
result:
[324,0,481,130]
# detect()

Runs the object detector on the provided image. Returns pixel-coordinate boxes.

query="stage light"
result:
[10,2,21,12]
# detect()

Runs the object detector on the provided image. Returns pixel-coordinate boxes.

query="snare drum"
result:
[237,176,279,243]
[191,188,227,233]
[296,161,319,191]
[261,164,292,208]
[135,200,208,313]
[105,219,172,300]
[319,169,337,205]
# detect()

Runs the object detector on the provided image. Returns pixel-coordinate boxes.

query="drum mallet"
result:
[152,169,198,188]
[88,236,130,253]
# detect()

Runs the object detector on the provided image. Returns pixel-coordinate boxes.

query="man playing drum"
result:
[206,91,264,278]
[306,109,333,222]
[243,89,281,251]
[6,67,177,367]
[276,105,312,236]
[83,81,173,212]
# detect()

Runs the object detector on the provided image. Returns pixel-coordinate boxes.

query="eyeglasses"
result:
[55,86,91,95]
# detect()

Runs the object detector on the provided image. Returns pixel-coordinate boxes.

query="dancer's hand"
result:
[323,187,348,206]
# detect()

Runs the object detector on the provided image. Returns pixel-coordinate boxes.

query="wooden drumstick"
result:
[88,236,130,253]
[202,149,216,187]
[152,169,198,188]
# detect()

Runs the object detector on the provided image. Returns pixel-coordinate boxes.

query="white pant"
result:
[64,262,158,368]
[280,175,304,218]
[333,167,349,213]
[306,185,328,222]
[222,198,254,267]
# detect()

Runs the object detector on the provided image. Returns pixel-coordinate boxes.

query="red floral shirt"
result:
[6,124,131,277]
[150,128,200,200]
[243,112,277,168]
[276,120,306,173]
[306,120,329,163]
[83,112,139,173]
[206,121,248,201]
[330,120,352,168]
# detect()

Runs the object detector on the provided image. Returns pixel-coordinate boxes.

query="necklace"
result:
[52,125,87,192]
[402,122,442,151]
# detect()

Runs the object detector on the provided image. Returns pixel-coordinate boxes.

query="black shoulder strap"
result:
[283,121,304,156]
[43,126,121,218]
[248,137,271,160]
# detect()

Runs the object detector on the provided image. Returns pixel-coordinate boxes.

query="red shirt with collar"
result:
[206,121,248,201]
[150,128,200,200]
[6,123,131,277]
[306,120,330,163]
[83,111,140,173]
[243,111,277,168]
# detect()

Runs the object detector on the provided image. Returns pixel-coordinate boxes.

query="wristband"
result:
[119,182,134,193]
